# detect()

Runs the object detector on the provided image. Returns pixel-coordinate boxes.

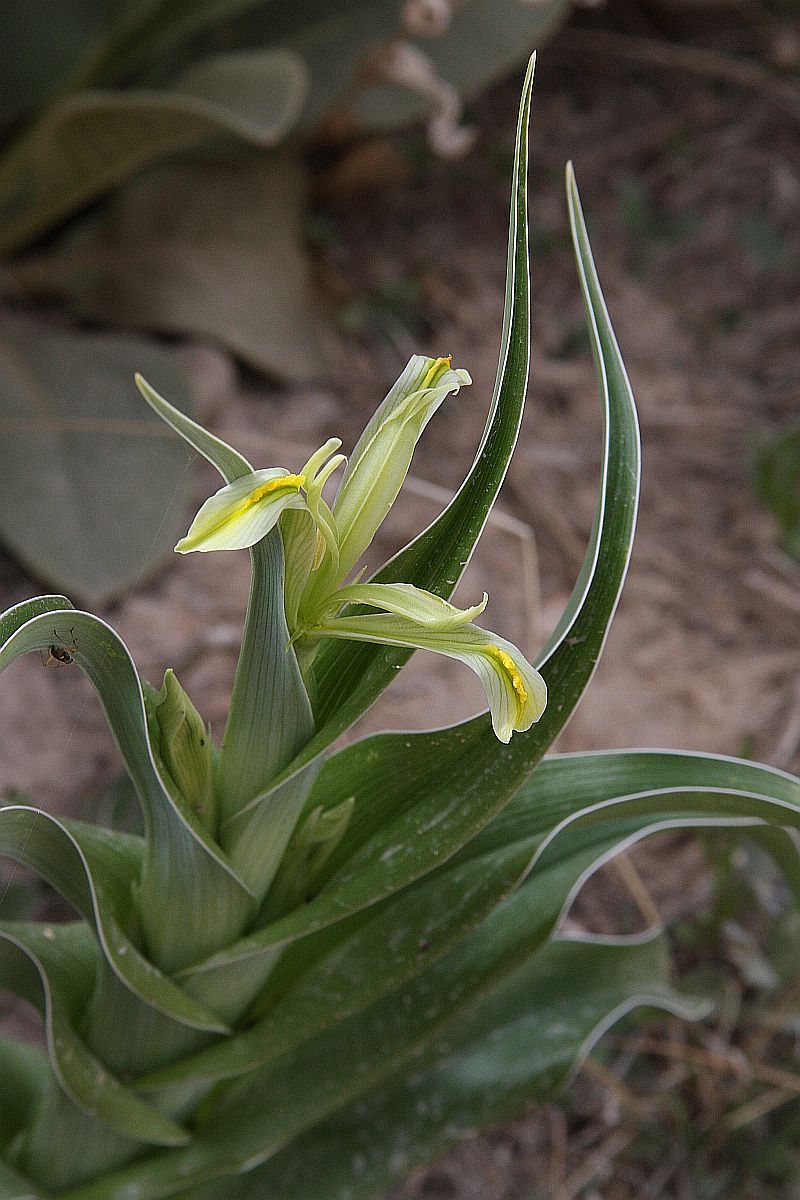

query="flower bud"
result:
[330,355,470,583]
[155,670,215,831]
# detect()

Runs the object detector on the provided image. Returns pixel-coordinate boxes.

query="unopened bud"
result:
[155,670,216,832]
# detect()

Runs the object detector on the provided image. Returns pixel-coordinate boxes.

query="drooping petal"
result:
[329,355,471,583]
[313,611,546,742]
[176,468,307,553]
[322,582,487,629]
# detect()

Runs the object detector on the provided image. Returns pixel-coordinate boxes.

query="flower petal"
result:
[329,355,471,583]
[176,468,307,553]
[325,582,487,629]
[313,611,546,742]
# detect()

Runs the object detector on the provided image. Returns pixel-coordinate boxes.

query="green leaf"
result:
[0,922,188,1149]
[18,154,321,382]
[0,321,193,606]
[135,374,251,483]
[0,595,72,643]
[0,1037,48,1152]
[240,936,692,1200]
[137,377,316,840]
[0,606,256,974]
[58,868,700,1200]
[138,748,800,1094]
[0,804,227,1034]
[306,54,537,735]
[0,48,308,256]
[0,1157,40,1200]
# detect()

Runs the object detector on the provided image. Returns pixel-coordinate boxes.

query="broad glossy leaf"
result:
[25,154,321,382]
[0,606,256,974]
[242,935,693,1200]
[0,48,308,256]
[0,322,192,606]
[140,748,800,1092]
[61,903,700,1200]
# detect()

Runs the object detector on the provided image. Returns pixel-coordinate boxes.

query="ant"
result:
[41,627,78,667]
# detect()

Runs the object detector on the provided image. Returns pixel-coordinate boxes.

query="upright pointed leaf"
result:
[307,54,537,735]
[213,153,640,979]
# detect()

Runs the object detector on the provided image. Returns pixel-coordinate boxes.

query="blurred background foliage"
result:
[0,0,568,605]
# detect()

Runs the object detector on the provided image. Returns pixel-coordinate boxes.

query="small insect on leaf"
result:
[41,626,78,667]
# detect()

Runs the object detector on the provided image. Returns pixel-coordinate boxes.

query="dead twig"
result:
[614,1033,800,1095]
[612,852,663,930]
[726,1085,797,1130]
[558,28,800,127]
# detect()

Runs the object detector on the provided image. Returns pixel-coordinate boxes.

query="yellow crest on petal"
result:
[486,644,529,707]
[238,473,305,516]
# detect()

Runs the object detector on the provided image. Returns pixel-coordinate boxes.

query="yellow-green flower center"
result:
[421,355,452,388]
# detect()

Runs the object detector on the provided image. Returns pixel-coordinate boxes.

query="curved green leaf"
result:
[247,95,638,974]
[0,805,226,1033]
[173,153,640,997]
[0,1037,48,1153]
[0,595,72,643]
[162,51,539,986]
[58,872,701,1200]
[0,923,187,1148]
[0,49,309,256]
[0,1160,39,1200]
[0,606,255,973]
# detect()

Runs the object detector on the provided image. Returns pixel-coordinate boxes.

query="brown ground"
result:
[1,5,800,1196]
